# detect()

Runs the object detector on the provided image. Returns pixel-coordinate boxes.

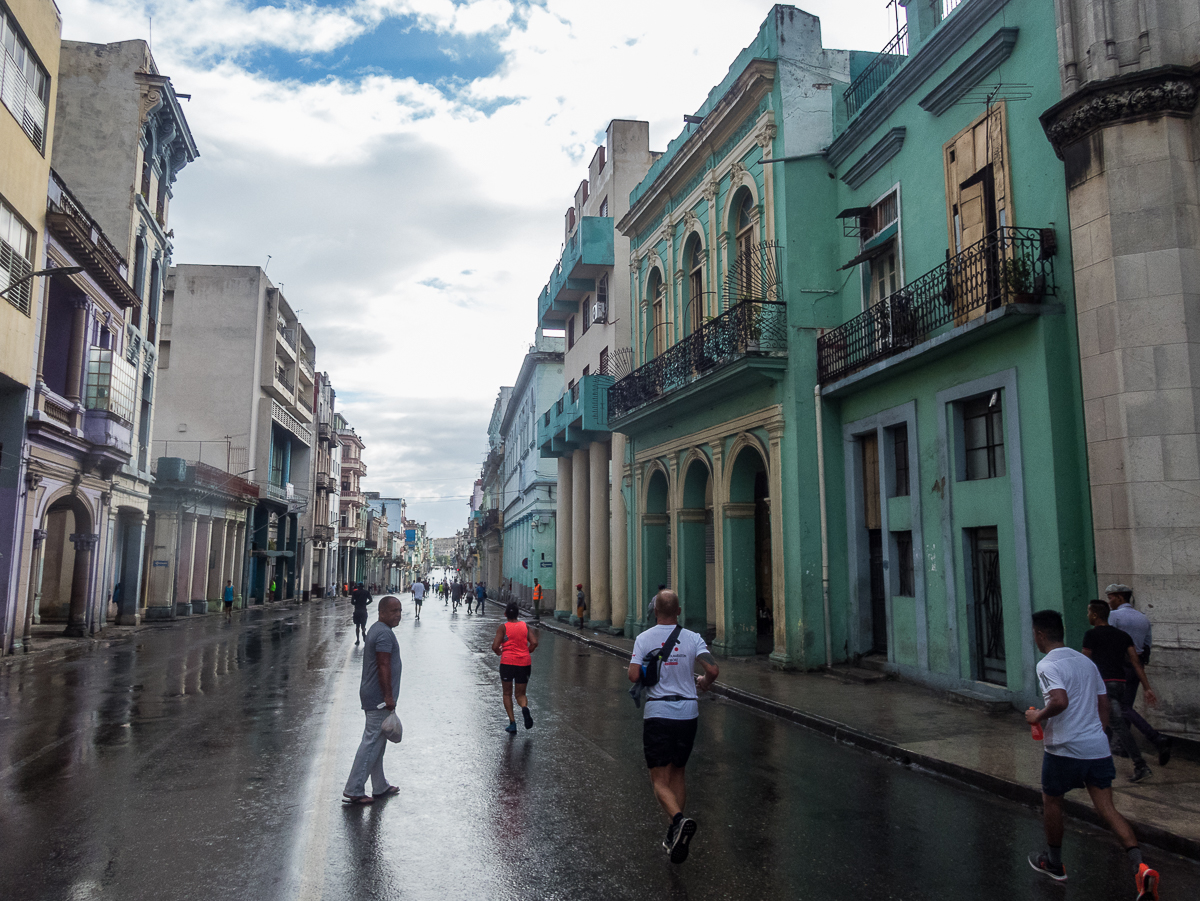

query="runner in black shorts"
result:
[627,590,719,864]
[492,602,538,734]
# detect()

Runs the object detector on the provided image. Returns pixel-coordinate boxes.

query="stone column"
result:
[174,514,196,616]
[234,520,249,604]
[191,515,212,614]
[21,529,48,646]
[589,439,610,625]
[709,442,727,648]
[610,432,629,628]
[207,518,228,611]
[555,456,572,616]
[223,522,238,604]
[118,511,146,625]
[145,511,179,620]
[571,445,590,623]
[64,532,98,636]
[767,426,788,664]
[64,298,90,403]
[756,122,778,248]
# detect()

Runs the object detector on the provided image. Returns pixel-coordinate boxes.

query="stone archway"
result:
[37,493,98,636]
[722,441,771,655]
[641,466,670,620]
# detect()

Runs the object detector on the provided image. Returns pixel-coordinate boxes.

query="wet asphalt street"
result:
[2,594,1199,901]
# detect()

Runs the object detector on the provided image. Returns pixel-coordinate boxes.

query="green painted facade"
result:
[611,0,1093,707]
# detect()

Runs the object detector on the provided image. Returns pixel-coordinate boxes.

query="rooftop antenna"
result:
[264,254,272,273]
[148,16,152,55]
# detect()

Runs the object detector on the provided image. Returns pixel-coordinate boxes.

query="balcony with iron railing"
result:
[537,216,614,327]
[841,0,965,121]
[276,320,298,359]
[817,227,1058,387]
[537,374,614,458]
[609,299,788,425]
[45,171,139,310]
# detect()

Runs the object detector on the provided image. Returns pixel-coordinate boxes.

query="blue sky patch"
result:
[240,13,507,87]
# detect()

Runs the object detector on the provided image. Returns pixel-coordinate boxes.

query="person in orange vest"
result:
[532,579,543,619]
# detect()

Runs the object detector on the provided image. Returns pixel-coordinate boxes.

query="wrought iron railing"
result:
[844,24,909,118]
[277,322,296,351]
[610,299,787,419]
[817,227,1057,384]
[275,366,294,392]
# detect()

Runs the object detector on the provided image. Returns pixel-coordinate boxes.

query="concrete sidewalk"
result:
[533,614,1200,861]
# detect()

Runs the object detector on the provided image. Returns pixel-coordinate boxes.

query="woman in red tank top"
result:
[492,602,539,733]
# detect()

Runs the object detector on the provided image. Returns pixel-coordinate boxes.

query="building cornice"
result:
[619,57,777,236]
[1040,64,1199,160]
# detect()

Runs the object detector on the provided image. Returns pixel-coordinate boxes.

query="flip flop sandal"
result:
[342,795,374,805]
[372,785,401,799]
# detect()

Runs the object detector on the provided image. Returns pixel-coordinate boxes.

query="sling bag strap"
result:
[658,624,683,663]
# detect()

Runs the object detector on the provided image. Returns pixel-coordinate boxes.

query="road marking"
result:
[288,640,355,901]
[0,732,78,781]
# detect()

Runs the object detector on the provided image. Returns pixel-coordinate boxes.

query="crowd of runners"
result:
[336,576,1165,896]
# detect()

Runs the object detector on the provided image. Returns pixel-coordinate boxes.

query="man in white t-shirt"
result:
[1025,609,1160,900]
[627,589,719,865]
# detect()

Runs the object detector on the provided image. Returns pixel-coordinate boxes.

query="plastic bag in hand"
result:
[382,710,403,743]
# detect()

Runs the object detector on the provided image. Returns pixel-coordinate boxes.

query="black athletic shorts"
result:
[643,717,699,769]
[499,664,531,684]
[352,607,367,625]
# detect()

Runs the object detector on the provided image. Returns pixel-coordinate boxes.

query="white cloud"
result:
[57,0,896,534]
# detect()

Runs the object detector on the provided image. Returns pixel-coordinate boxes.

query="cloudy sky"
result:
[59,0,894,537]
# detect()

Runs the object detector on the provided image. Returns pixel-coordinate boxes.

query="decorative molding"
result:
[918,27,1019,116]
[827,0,1012,167]
[755,122,778,150]
[841,127,907,189]
[1040,64,1199,159]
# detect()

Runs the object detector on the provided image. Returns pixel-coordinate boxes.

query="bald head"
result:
[379,595,402,625]
[655,589,681,621]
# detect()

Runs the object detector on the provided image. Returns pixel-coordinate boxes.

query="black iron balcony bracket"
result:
[609,299,787,420]
[817,226,1056,384]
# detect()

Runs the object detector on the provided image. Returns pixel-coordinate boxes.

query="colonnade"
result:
[145,512,246,619]
[554,433,628,626]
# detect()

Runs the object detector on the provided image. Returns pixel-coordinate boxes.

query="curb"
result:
[532,616,1200,863]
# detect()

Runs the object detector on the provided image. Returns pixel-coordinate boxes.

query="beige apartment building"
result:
[1042,0,1200,730]
[535,120,655,626]
[156,265,315,610]
[337,415,367,588]
[0,0,61,652]
[37,40,198,627]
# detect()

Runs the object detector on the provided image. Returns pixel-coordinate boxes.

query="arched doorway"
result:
[678,456,712,635]
[37,494,97,636]
[641,467,670,622]
[725,444,772,654]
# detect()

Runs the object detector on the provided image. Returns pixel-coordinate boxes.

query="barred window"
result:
[0,196,34,315]
[0,6,50,150]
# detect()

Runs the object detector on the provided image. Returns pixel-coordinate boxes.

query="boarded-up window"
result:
[861,433,881,530]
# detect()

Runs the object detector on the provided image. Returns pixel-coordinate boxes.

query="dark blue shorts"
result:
[1041,752,1115,797]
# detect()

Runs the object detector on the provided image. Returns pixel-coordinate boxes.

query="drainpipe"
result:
[814,384,832,669]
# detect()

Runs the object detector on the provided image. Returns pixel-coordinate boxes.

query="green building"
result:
[611,0,1091,707]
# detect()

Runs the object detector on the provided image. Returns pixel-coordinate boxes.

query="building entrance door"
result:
[969,526,1006,684]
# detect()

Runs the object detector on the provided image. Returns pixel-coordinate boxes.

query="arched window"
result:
[148,260,162,342]
[646,268,665,359]
[132,237,147,327]
[731,190,756,303]
[684,236,704,334]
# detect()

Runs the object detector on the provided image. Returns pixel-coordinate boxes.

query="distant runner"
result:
[351,582,372,645]
[411,579,425,620]
[491,601,538,734]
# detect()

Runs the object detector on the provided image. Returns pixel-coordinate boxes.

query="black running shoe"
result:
[522,706,534,729]
[668,817,697,864]
[1028,852,1067,882]
[1156,736,1173,767]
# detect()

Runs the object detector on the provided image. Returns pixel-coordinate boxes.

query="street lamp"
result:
[0,266,84,298]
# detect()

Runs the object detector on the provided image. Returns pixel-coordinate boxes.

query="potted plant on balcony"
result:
[1000,256,1038,304]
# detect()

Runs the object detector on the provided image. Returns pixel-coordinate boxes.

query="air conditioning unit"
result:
[591,301,607,324]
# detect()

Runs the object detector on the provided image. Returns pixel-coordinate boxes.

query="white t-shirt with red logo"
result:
[631,624,708,720]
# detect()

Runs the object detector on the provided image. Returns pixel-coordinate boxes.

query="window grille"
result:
[0,197,33,314]
[891,423,909,497]
[894,531,914,596]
